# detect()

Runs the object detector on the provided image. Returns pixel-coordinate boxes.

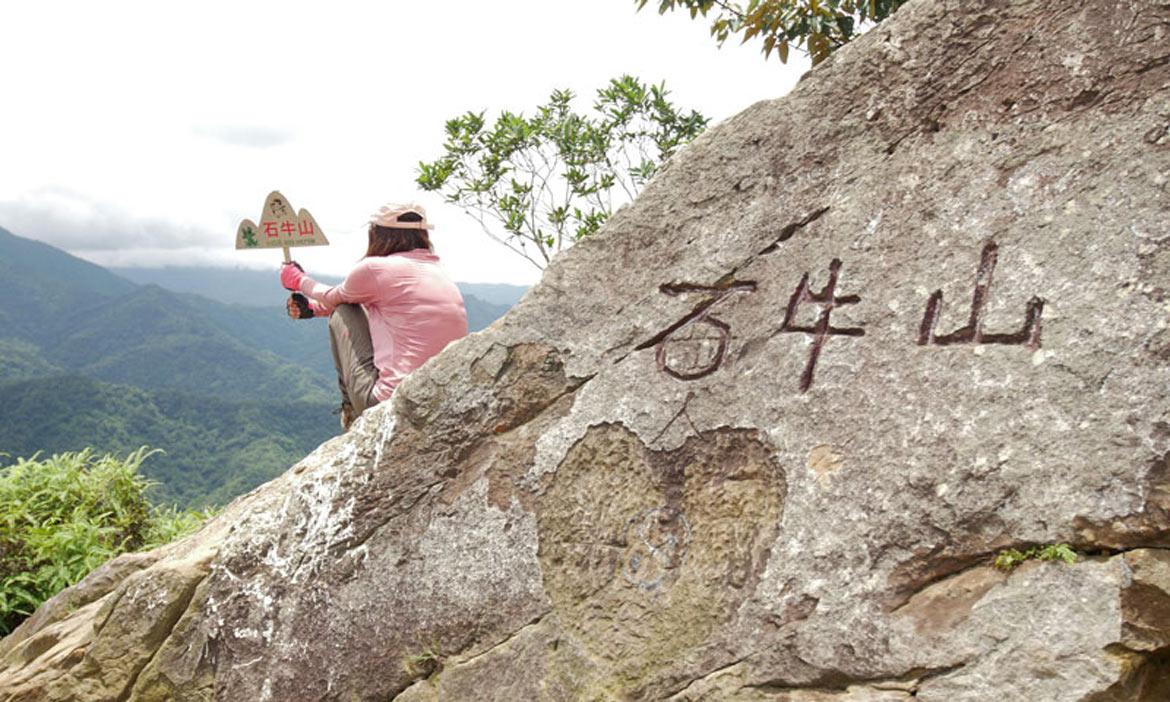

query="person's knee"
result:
[329,303,362,334]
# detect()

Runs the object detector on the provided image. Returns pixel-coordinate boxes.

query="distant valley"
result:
[109,266,527,333]
[0,228,527,507]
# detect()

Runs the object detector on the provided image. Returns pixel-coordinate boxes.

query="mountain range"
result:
[108,266,527,331]
[0,227,527,507]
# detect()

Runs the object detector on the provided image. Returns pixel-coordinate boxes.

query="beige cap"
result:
[369,203,434,230]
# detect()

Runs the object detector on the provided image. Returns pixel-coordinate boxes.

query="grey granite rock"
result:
[2,0,1169,699]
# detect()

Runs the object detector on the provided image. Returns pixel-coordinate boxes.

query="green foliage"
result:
[0,448,213,634]
[418,75,708,268]
[146,502,221,545]
[404,640,444,678]
[993,543,1078,572]
[637,0,908,65]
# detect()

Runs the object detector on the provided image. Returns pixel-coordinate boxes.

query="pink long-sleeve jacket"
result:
[299,250,468,402]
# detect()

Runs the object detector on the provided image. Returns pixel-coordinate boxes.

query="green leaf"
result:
[417,74,708,267]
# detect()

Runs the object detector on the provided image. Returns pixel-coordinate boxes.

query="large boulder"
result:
[3,0,1169,699]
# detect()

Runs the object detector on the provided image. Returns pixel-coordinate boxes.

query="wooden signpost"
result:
[235,191,329,263]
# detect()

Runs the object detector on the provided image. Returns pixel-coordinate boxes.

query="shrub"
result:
[0,447,214,635]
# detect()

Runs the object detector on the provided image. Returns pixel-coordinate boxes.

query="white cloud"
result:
[70,246,262,270]
[0,191,208,251]
[191,125,298,149]
[0,0,807,285]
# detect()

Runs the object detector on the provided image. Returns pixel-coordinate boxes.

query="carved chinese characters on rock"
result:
[779,258,865,392]
[642,239,1044,392]
[644,282,758,380]
[918,242,1044,348]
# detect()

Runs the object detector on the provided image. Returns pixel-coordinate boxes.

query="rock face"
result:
[3,0,1170,699]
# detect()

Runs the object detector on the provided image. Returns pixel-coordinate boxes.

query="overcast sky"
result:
[0,1,807,285]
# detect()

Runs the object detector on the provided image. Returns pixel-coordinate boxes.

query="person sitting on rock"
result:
[280,203,468,430]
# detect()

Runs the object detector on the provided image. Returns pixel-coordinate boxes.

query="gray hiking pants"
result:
[328,304,380,416]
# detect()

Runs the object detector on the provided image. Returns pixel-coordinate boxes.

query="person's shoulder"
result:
[347,257,381,277]
[390,250,442,265]
[359,255,405,267]
[361,251,443,276]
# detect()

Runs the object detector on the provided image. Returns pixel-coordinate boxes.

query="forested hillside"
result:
[0,228,137,341]
[42,285,335,402]
[0,227,519,508]
[0,375,336,507]
[0,338,60,382]
[0,230,337,400]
